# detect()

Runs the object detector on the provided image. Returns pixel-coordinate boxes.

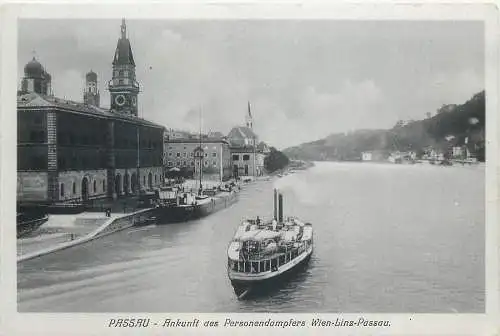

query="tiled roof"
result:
[257,141,270,151]
[168,136,228,144]
[208,131,225,138]
[228,126,258,140]
[113,37,135,66]
[17,92,164,128]
[230,145,266,154]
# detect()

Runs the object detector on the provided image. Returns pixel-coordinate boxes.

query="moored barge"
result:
[150,185,238,224]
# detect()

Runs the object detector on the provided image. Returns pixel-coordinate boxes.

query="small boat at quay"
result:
[227,189,314,299]
[17,205,49,238]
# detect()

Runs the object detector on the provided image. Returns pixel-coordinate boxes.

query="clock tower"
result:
[108,19,139,116]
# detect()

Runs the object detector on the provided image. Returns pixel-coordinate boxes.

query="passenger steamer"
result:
[227,189,313,299]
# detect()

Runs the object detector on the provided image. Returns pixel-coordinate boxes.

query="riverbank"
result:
[17,176,268,262]
[17,208,156,262]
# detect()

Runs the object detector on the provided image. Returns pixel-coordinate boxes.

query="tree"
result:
[264,147,290,173]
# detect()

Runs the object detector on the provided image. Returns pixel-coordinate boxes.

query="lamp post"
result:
[136,126,140,196]
[253,136,256,177]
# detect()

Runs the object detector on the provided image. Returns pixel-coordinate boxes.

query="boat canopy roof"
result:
[239,229,282,242]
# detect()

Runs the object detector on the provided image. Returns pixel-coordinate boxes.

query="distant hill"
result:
[283,91,485,162]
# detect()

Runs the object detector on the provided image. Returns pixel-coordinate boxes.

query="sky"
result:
[18,19,484,149]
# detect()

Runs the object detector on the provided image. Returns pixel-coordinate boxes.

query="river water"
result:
[18,162,485,313]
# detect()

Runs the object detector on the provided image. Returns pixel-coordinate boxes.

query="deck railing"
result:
[229,239,311,274]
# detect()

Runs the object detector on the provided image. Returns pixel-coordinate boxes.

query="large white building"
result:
[164,133,232,181]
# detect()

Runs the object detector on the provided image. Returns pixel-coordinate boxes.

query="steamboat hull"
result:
[153,192,237,224]
[229,247,313,299]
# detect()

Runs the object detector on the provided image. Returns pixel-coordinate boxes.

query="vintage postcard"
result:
[0,1,498,335]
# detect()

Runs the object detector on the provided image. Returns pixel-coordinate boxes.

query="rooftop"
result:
[17,92,164,129]
[228,126,258,140]
[167,136,229,144]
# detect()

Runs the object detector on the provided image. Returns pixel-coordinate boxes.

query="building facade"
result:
[227,102,268,177]
[230,147,266,177]
[164,135,232,181]
[17,19,164,206]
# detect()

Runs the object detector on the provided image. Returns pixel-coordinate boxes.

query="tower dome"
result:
[24,57,44,78]
[86,70,97,82]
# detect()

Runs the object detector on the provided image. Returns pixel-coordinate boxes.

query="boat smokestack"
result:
[278,193,283,222]
[274,189,278,220]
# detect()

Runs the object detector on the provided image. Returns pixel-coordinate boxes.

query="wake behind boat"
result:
[227,189,313,299]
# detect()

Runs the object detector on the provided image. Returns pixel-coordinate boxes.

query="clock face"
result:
[115,94,126,106]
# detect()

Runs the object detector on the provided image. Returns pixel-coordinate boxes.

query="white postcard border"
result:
[0,1,498,335]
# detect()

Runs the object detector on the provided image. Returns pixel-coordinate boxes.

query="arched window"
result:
[155,175,157,183]
[72,182,76,195]
[60,183,65,198]
[93,180,97,193]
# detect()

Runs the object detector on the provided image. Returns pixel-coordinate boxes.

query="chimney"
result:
[278,193,283,222]
[273,189,278,220]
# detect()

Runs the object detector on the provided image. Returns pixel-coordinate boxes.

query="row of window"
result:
[31,115,44,126]
[60,173,161,199]
[167,152,218,158]
[167,160,220,167]
[232,154,251,161]
[60,179,106,198]
[18,113,45,128]
[28,131,46,143]
[58,131,106,147]
[115,138,160,150]
[20,155,46,170]
[167,145,221,150]
[58,155,107,170]
[19,150,161,171]
[114,70,131,78]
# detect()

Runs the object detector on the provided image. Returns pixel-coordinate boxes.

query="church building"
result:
[17,19,165,208]
[227,102,268,177]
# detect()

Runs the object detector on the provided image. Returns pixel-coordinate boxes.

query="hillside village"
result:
[284,91,485,165]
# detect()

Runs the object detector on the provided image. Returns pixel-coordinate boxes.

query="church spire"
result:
[113,18,135,66]
[246,101,253,129]
[121,18,126,39]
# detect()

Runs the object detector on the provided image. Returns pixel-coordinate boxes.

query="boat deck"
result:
[227,218,313,268]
